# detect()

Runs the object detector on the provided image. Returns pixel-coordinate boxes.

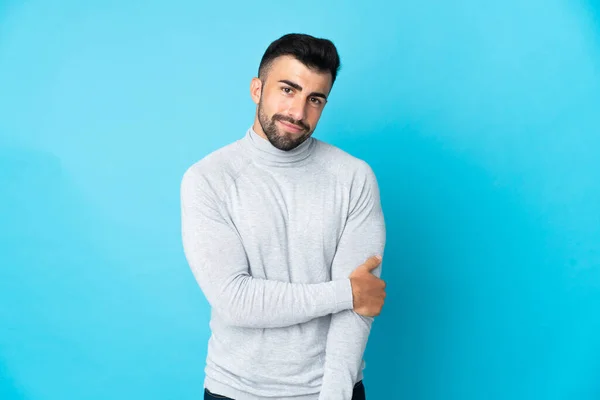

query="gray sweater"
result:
[180,126,386,399]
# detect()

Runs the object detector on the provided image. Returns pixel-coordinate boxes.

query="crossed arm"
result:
[180,162,385,398]
[317,163,386,399]
[180,166,354,328]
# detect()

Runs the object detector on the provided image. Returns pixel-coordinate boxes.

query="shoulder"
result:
[313,138,378,187]
[181,139,251,201]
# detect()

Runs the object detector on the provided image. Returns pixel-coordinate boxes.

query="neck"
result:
[241,125,316,167]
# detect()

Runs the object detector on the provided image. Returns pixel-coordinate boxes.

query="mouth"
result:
[277,120,305,133]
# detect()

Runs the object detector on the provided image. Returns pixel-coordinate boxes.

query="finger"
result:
[362,255,382,271]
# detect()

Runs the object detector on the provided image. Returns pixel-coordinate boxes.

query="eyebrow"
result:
[278,79,328,101]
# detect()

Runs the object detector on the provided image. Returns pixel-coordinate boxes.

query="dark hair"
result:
[258,33,341,86]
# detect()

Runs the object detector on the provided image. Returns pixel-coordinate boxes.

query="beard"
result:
[257,98,312,151]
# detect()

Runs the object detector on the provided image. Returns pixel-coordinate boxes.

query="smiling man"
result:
[181,33,387,400]
[253,54,327,151]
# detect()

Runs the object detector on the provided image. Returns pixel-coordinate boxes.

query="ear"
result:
[250,77,262,105]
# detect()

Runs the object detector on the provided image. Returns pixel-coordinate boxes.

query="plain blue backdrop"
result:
[1,0,600,399]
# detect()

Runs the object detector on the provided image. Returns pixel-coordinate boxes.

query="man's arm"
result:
[180,166,354,329]
[318,162,387,399]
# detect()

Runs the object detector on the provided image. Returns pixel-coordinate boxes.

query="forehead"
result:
[267,55,332,93]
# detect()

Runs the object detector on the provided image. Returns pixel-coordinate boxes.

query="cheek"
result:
[271,98,293,117]
[263,92,283,110]
[259,99,274,117]
[306,108,323,124]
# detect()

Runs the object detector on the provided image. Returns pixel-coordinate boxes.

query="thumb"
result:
[362,255,382,272]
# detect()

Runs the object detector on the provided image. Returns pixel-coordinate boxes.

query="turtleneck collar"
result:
[241,126,316,167]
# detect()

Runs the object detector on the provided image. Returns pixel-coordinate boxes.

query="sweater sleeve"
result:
[318,162,387,400]
[180,166,354,329]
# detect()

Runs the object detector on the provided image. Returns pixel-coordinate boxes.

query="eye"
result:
[310,97,322,105]
[282,87,293,94]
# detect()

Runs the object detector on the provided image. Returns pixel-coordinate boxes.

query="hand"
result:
[349,255,386,317]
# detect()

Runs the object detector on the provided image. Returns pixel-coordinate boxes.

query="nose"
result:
[286,96,306,123]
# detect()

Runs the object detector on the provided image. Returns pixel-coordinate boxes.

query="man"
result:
[181,33,387,400]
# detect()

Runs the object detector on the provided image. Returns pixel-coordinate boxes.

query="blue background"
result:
[1,0,599,399]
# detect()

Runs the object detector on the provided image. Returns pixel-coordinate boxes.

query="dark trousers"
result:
[204,380,366,400]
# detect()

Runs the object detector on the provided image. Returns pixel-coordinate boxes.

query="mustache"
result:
[273,115,309,131]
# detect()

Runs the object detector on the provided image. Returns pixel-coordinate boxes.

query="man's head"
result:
[250,33,341,151]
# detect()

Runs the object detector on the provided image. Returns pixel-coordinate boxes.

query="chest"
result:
[223,169,350,281]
